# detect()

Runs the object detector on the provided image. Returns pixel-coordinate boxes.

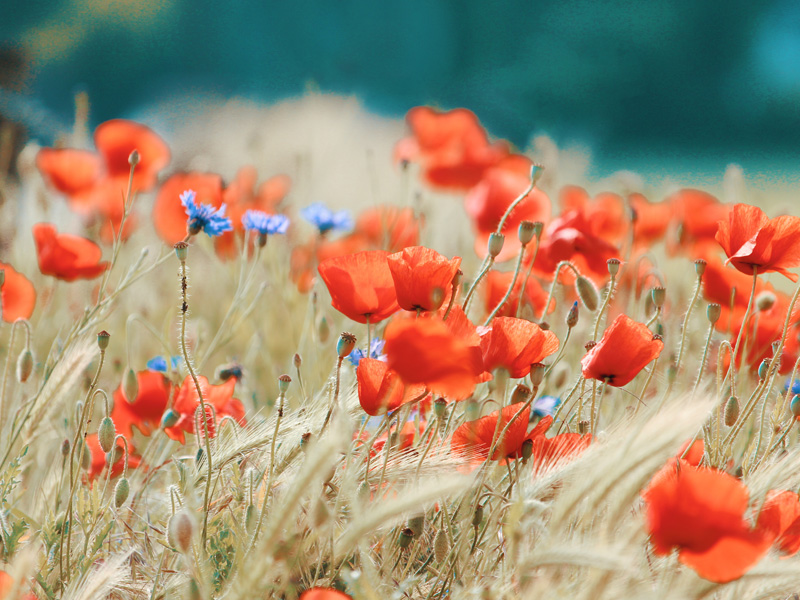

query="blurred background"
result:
[2,0,800,183]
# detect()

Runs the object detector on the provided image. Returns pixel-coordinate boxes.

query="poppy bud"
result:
[529,363,546,387]
[398,527,415,548]
[707,303,721,324]
[575,276,599,311]
[106,446,123,466]
[114,478,130,508]
[472,504,484,528]
[245,504,257,534]
[521,438,533,461]
[293,353,302,368]
[756,291,777,312]
[578,420,590,434]
[168,510,195,553]
[539,321,550,331]
[16,348,33,382]
[566,301,579,328]
[80,440,91,470]
[607,258,621,277]
[465,397,480,421]
[651,287,666,309]
[128,149,140,167]
[510,384,531,405]
[530,163,544,185]
[758,359,770,381]
[452,269,463,289]
[429,286,446,311]
[337,332,357,358]
[317,315,330,343]
[433,397,447,420]
[61,438,70,457]
[434,528,449,563]
[406,514,425,538]
[692,259,706,277]
[123,367,138,403]
[488,233,505,258]
[724,396,739,426]
[98,417,116,453]
[791,395,800,418]
[277,374,292,394]
[97,330,110,351]
[173,241,189,262]
[161,408,179,429]
[518,221,536,246]
[195,447,204,466]
[655,323,665,337]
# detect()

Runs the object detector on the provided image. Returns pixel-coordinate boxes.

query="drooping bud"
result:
[529,363,546,387]
[16,348,33,382]
[245,504,257,534]
[707,303,721,324]
[337,332,357,358]
[566,301,579,328]
[80,440,91,470]
[173,241,189,262]
[521,438,533,461]
[277,374,292,394]
[97,330,110,351]
[694,258,707,277]
[575,276,599,311]
[607,258,621,277]
[651,287,666,309]
[518,221,536,246]
[293,353,302,368]
[168,510,195,553]
[472,504,484,528]
[758,359,770,381]
[114,478,130,508]
[161,408,180,429]
[510,384,531,405]
[123,367,138,403]
[434,528,449,563]
[487,233,505,258]
[61,438,70,457]
[724,396,739,426]
[98,416,116,453]
[407,514,425,537]
[398,527,415,549]
[756,291,777,312]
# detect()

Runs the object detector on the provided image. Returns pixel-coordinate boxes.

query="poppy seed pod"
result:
[510,384,531,405]
[97,330,110,350]
[529,363,546,387]
[694,258,707,277]
[518,221,536,246]
[337,332,357,358]
[530,163,545,185]
[521,438,534,461]
[756,291,777,312]
[724,396,739,426]
[707,303,721,324]
[98,416,116,453]
[532,221,544,240]
[607,258,621,277]
[114,478,130,508]
[123,367,138,404]
[173,241,189,262]
[575,276,599,311]
[277,374,292,394]
[398,528,415,549]
[488,233,505,258]
[651,287,666,309]
[433,397,448,420]
[16,348,33,383]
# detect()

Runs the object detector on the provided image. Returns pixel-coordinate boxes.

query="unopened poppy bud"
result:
[434,528,449,563]
[607,258,621,277]
[575,276,599,311]
[398,527,414,548]
[707,303,721,324]
[161,408,179,429]
[518,220,536,246]
[16,348,33,382]
[429,286,446,311]
[293,353,302,368]
[529,363,546,387]
[317,315,330,343]
[756,291,777,312]
[452,269,463,289]
[61,438,70,456]
[114,478,130,508]
[694,258,707,277]
[97,330,110,350]
[521,438,533,461]
[488,233,505,258]
[758,359,770,381]
[510,384,531,405]
[168,510,195,553]
[651,287,666,309]
[433,397,447,420]
[195,447,204,465]
[106,446,122,466]
[80,440,91,470]
[277,374,292,394]
[123,367,138,403]
[174,241,189,262]
[245,504,257,533]
[724,396,739,426]
[655,322,665,337]
[791,395,800,418]
[128,149,140,166]
[337,332,357,358]
[472,504,484,528]
[578,420,590,434]
[407,514,425,537]
[566,301,579,328]
[98,416,116,453]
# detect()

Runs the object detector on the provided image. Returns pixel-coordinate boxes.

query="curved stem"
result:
[483,243,528,326]
[591,275,617,342]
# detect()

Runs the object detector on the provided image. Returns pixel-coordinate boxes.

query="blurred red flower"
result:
[299,587,352,600]
[164,376,246,444]
[32,223,109,281]
[0,262,35,322]
[357,358,425,416]
[355,205,420,252]
[153,172,224,244]
[479,317,559,379]
[451,402,531,462]
[112,370,172,438]
[387,246,460,312]
[756,490,800,557]
[668,189,730,254]
[483,269,554,319]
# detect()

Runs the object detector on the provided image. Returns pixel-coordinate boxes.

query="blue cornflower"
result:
[785,378,800,395]
[242,210,290,235]
[146,355,182,373]
[301,202,353,234]
[533,395,560,418]
[348,339,386,367]
[181,190,233,237]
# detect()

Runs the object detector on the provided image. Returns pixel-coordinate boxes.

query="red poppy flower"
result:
[318,251,400,324]
[112,370,172,438]
[291,233,370,294]
[716,203,800,281]
[384,316,482,399]
[86,433,141,480]
[464,156,550,261]
[399,106,511,191]
[439,305,492,383]
[357,358,425,416]
[32,223,109,281]
[581,314,663,387]
[630,192,672,247]
[669,189,731,248]
[299,588,352,600]
[370,419,427,457]
[387,246,461,312]
[213,166,291,260]
[756,490,800,556]
[0,262,35,322]
[677,439,705,466]
[517,415,592,469]
[702,257,771,333]
[355,205,420,252]
[642,459,771,583]
[153,172,225,244]
[479,317,559,379]
[559,186,629,245]
[451,402,531,462]
[0,569,37,600]
[483,269,554,319]
[164,376,246,444]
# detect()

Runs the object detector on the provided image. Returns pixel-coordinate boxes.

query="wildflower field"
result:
[2,97,800,600]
